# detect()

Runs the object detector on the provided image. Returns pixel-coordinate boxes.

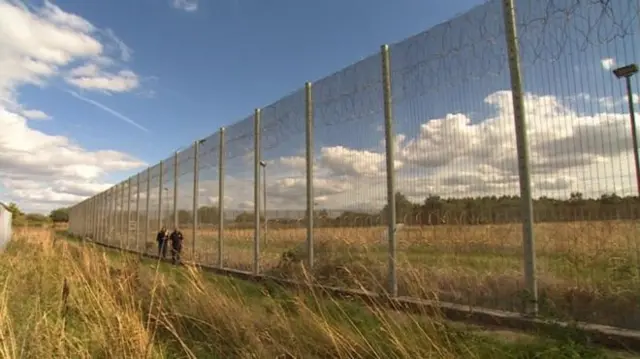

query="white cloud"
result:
[0,0,147,213]
[21,109,51,120]
[65,63,139,93]
[597,93,639,112]
[94,87,639,217]
[171,0,198,12]
[38,0,95,33]
[227,90,639,211]
[601,58,616,70]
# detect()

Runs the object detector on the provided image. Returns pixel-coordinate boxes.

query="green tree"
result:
[49,207,69,222]
[234,212,263,223]
[26,213,48,222]
[6,202,23,217]
[178,209,193,225]
[6,202,25,226]
[380,192,416,224]
[198,206,220,224]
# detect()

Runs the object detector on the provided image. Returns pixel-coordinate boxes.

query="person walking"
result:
[156,227,168,259]
[170,227,184,265]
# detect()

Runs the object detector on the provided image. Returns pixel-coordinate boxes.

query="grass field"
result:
[1,227,634,358]
[98,219,640,330]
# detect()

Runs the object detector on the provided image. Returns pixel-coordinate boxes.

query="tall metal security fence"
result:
[68,0,640,330]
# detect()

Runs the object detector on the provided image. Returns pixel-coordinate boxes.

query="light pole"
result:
[259,160,267,244]
[163,187,169,228]
[613,63,640,196]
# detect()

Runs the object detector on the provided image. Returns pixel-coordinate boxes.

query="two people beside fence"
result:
[156,227,184,264]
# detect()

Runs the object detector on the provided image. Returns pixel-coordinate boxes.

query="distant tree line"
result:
[146,191,640,228]
[2,203,69,227]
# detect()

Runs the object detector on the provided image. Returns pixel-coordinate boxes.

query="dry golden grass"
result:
[0,228,595,358]
[0,227,624,358]
[101,220,640,329]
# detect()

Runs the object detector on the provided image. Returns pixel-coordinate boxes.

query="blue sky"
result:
[25,0,487,175]
[2,0,639,214]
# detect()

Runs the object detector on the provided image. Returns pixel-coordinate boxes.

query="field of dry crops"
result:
[101,220,640,330]
[1,227,622,358]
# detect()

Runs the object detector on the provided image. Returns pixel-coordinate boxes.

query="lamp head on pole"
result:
[259,160,267,168]
[613,64,638,79]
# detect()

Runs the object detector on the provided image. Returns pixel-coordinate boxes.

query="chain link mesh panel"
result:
[66,0,640,331]
[197,132,221,266]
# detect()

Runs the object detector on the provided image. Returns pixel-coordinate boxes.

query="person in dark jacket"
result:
[170,227,184,265]
[156,227,168,259]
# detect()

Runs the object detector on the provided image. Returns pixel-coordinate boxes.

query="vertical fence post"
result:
[95,197,99,239]
[93,195,97,240]
[103,192,107,242]
[89,198,94,239]
[97,193,102,242]
[624,75,640,196]
[113,187,116,243]
[83,199,89,238]
[127,177,132,249]
[79,201,83,236]
[501,0,538,316]
[305,81,315,269]
[116,185,120,243]
[136,173,141,252]
[114,183,119,244]
[192,140,200,261]
[145,168,151,254]
[381,44,398,297]
[254,108,261,275]
[84,199,88,238]
[173,152,179,230]
[89,198,96,240]
[96,193,101,242]
[158,161,164,232]
[100,192,105,242]
[86,199,90,238]
[88,198,92,239]
[93,196,97,241]
[95,197,98,239]
[99,193,103,241]
[110,187,115,245]
[121,181,126,248]
[218,127,225,268]
[103,191,106,243]
[89,198,93,239]
[77,201,81,236]
[85,200,88,237]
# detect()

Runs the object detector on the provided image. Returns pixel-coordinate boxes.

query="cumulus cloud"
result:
[97,86,639,216]
[65,63,139,93]
[215,90,638,211]
[0,0,147,212]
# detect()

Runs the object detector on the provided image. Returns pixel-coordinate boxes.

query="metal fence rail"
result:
[67,0,640,331]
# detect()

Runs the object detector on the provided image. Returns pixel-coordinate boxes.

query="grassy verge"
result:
[0,227,633,358]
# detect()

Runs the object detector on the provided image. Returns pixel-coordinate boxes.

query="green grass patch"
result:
[56,232,637,358]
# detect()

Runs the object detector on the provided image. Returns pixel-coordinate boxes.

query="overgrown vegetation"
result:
[0,227,629,358]
[2,203,68,227]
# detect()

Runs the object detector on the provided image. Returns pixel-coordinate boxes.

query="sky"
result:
[1,0,640,217]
